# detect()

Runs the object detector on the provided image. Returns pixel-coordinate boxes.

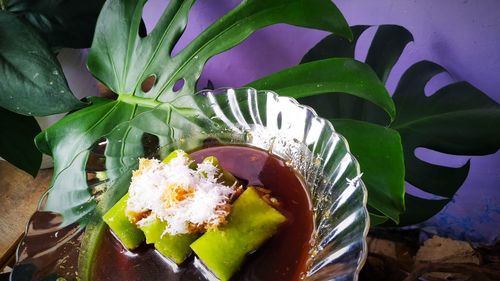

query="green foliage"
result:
[1,0,494,232]
[392,61,500,225]
[0,11,81,175]
[7,1,497,278]
[6,0,106,49]
[260,25,500,226]
[87,0,351,100]
[247,59,405,223]
[37,0,353,227]
[247,58,395,120]
[31,2,359,278]
[0,12,84,116]
[0,0,104,174]
[0,106,41,176]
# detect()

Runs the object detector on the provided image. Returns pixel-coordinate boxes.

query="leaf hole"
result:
[142,0,169,35]
[355,26,377,62]
[424,72,454,97]
[141,75,157,93]
[277,111,283,130]
[415,147,469,168]
[405,183,446,200]
[97,82,118,100]
[173,78,185,92]
[86,138,108,197]
[142,133,160,158]
[169,1,240,56]
[197,78,215,91]
[87,138,107,172]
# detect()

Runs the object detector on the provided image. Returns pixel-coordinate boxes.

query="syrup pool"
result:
[93,145,314,281]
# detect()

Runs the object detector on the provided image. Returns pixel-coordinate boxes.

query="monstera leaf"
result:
[391,61,500,225]
[259,24,500,226]
[38,0,356,226]
[33,1,397,278]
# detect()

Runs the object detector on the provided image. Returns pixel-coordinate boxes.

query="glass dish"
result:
[11,88,369,281]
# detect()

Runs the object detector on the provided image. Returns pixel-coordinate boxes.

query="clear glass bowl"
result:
[12,88,369,281]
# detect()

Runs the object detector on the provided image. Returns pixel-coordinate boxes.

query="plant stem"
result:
[0,0,5,11]
[117,94,161,108]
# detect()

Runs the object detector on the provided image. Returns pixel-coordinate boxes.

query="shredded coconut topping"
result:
[126,154,237,235]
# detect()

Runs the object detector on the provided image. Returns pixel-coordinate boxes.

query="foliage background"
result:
[132,0,498,243]
[23,0,499,243]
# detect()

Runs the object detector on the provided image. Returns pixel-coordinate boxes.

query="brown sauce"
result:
[93,145,314,281]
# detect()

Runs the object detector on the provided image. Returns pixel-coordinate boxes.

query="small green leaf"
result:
[0,106,41,176]
[365,25,413,83]
[248,58,395,121]
[7,0,106,48]
[332,119,405,223]
[0,12,85,116]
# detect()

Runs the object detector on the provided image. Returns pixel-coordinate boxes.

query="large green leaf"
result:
[36,96,154,225]
[302,24,413,84]
[6,0,106,48]
[332,119,405,224]
[299,25,413,125]
[37,0,351,225]
[35,3,352,276]
[365,25,414,83]
[392,61,500,155]
[247,58,396,121]
[0,11,85,116]
[389,61,500,225]
[246,57,400,222]
[0,106,41,176]
[294,25,500,226]
[88,0,351,99]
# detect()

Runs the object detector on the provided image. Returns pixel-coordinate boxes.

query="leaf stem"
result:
[78,221,106,281]
[0,0,5,10]
[118,94,161,108]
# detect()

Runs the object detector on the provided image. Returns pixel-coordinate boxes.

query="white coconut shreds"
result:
[126,154,238,235]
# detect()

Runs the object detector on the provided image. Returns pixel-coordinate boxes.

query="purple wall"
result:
[62,0,500,243]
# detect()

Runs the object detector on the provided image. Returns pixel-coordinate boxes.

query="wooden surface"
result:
[0,161,52,267]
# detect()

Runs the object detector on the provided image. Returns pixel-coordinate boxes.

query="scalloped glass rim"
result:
[13,87,369,281]
[167,87,370,280]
